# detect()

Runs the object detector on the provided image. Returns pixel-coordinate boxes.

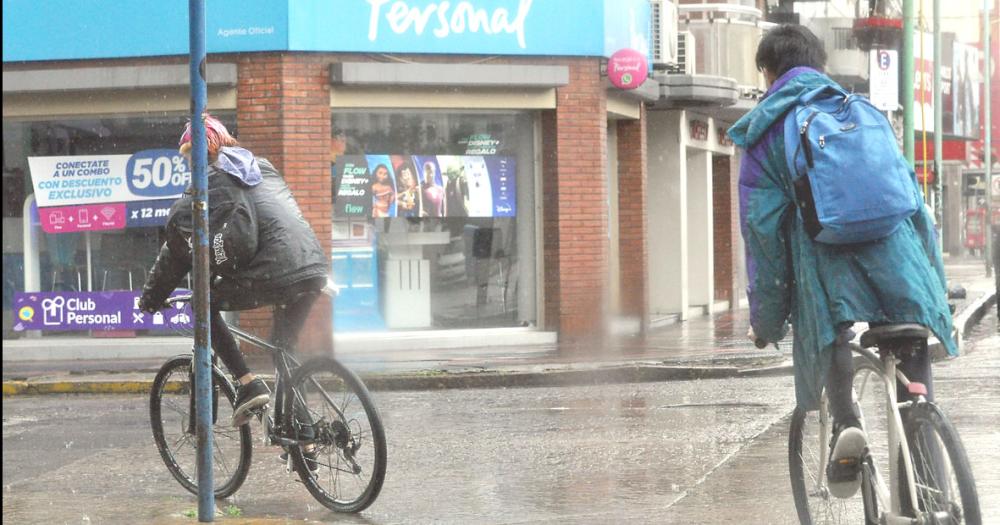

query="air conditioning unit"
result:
[650,0,679,68]
[666,31,696,75]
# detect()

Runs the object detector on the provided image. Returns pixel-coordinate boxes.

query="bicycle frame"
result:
[852,345,948,525]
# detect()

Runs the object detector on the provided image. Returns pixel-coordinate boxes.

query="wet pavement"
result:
[4,311,997,524]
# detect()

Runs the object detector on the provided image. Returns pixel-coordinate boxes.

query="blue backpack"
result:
[783,85,921,244]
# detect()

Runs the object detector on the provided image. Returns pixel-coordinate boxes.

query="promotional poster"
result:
[333,154,516,218]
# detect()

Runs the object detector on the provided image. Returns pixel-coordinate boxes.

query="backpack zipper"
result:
[800,110,821,168]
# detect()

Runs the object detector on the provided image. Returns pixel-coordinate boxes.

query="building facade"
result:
[2,0,657,357]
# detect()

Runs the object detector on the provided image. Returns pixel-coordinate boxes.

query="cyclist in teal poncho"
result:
[728,25,956,499]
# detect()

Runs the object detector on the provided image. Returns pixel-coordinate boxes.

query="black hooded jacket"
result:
[140,152,327,311]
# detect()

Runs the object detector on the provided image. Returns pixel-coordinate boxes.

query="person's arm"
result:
[139,203,193,311]
[739,144,794,344]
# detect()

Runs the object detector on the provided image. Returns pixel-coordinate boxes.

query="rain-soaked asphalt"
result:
[3,313,998,524]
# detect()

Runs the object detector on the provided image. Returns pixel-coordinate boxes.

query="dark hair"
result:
[755,24,827,78]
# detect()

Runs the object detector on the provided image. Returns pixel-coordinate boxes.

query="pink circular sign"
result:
[608,48,648,90]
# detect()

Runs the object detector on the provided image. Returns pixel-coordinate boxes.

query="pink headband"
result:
[178,114,231,147]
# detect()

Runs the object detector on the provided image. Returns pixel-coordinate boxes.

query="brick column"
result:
[542,58,609,342]
[712,154,735,304]
[617,105,649,331]
[235,53,333,351]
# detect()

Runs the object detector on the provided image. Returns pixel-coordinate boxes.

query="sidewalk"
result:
[3,256,995,395]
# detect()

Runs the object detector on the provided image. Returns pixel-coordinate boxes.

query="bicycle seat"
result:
[859,324,929,349]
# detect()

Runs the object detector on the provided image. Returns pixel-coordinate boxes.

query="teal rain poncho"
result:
[728,67,956,410]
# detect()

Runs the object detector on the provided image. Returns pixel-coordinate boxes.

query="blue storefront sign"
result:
[4,0,649,62]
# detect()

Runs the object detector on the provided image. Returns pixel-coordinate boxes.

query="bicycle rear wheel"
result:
[149,355,253,499]
[285,357,386,513]
[902,403,981,524]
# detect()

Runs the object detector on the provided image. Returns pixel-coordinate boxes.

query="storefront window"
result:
[331,111,537,331]
[2,114,235,339]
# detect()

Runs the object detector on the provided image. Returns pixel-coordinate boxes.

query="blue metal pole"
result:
[188,0,214,521]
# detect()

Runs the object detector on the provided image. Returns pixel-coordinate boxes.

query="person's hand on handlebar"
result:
[138,293,167,314]
[747,326,769,349]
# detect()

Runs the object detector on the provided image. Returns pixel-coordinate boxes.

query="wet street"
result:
[3,313,998,524]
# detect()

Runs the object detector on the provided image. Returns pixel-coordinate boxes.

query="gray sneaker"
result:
[231,378,270,427]
[826,426,868,498]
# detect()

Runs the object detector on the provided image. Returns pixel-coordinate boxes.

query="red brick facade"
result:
[235,53,333,350]
[617,106,649,327]
[712,153,740,305]
[541,58,610,340]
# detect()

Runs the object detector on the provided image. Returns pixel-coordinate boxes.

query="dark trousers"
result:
[211,280,323,380]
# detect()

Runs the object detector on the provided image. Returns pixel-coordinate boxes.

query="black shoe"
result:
[231,378,270,427]
[280,449,320,473]
[826,423,867,498]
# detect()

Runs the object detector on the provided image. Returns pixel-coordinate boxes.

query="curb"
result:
[1,365,747,397]
[4,292,993,397]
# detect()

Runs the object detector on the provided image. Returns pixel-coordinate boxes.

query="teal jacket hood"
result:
[728,67,836,148]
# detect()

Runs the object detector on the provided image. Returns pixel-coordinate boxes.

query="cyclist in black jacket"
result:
[139,114,328,427]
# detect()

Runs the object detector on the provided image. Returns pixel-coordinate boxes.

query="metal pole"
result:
[903,0,916,165]
[985,0,993,276]
[188,0,214,521]
[933,0,943,240]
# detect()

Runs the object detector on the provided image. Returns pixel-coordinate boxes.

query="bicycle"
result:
[149,292,387,513]
[786,324,981,524]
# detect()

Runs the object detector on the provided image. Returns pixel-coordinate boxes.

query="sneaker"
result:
[231,378,270,427]
[280,449,320,473]
[826,424,868,498]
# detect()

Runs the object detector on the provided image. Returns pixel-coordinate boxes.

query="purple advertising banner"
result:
[12,290,193,332]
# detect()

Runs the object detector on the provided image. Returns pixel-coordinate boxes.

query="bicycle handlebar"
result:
[165,294,193,306]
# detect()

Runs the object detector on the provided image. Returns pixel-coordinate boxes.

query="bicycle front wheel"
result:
[149,355,253,499]
[286,357,387,513]
[902,402,981,524]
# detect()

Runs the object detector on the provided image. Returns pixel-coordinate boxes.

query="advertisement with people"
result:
[333,154,516,218]
[952,42,981,139]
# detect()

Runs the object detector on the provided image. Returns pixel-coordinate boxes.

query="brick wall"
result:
[541,58,609,341]
[617,106,649,328]
[235,53,333,350]
[712,153,738,304]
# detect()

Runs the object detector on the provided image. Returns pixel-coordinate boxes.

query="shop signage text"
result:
[607,48,647,90]
[28,151,188,233]
[13,290,193,332]
[3,0,650,61]
[366,0,533,49]
[689,119,709,142]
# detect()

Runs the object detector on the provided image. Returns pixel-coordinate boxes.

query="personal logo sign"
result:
[608,48,647,90]
[12,291,193,332]
[27,150,190,233]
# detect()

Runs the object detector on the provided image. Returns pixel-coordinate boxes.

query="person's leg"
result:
[825,324,867,498]
[212,308,270,425]
[271,290,319,353]
[896,340,943,510]
[272,287,322,469]
[211,308,251,380]
[826,326,861,429]
[897,340,933,403]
